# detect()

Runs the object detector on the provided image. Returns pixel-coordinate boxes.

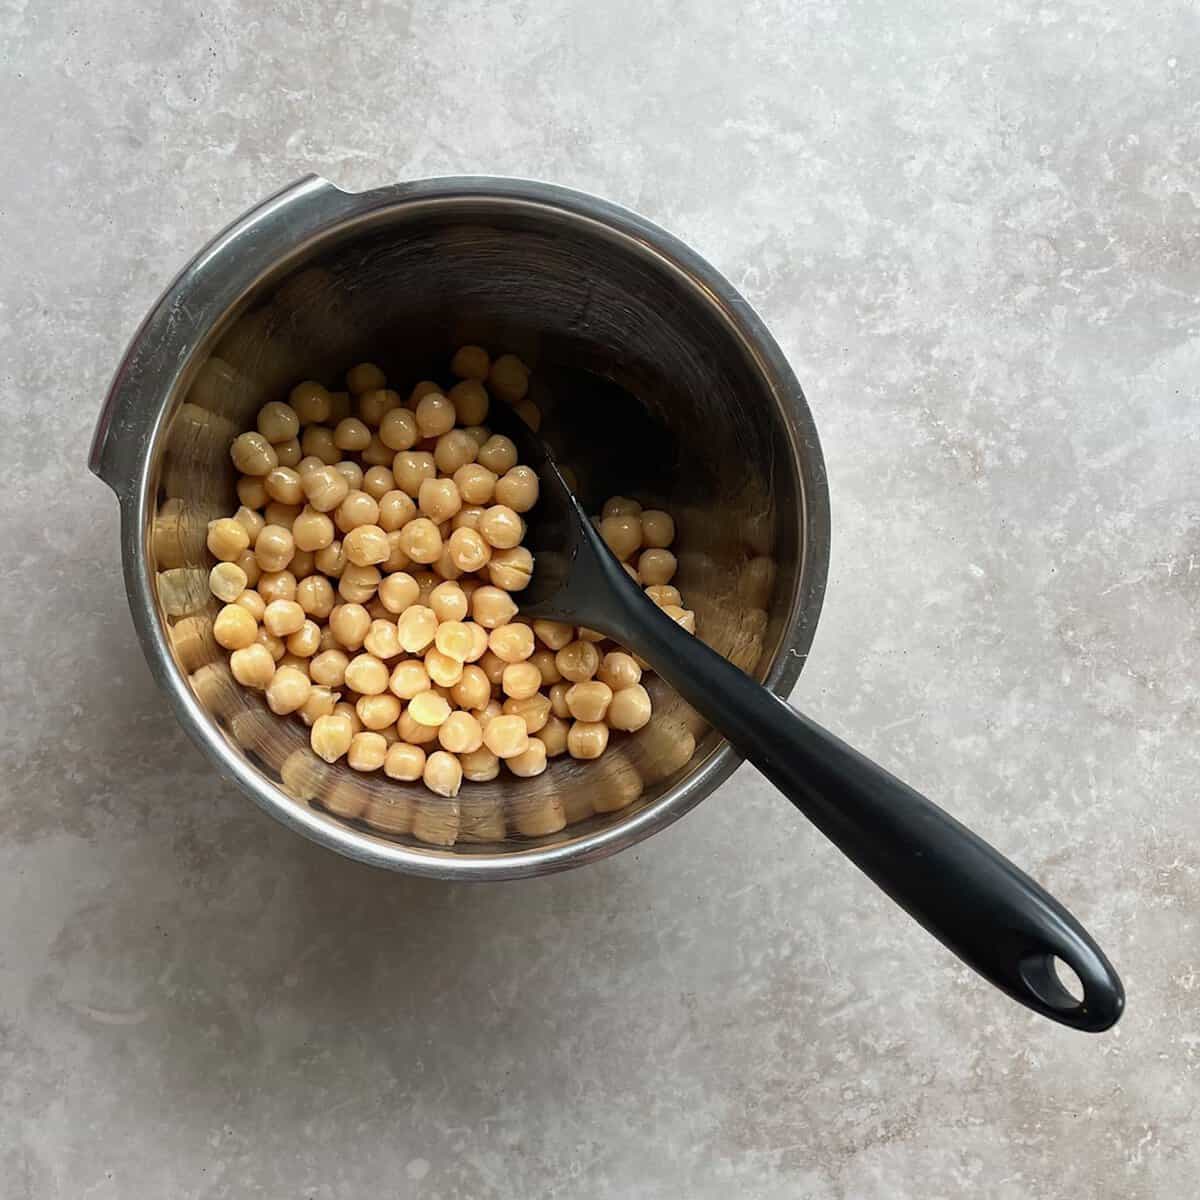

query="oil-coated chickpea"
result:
[599,514,642,561]
[301,465,349,513]
[501,661,542,701]
[229,643,276,689]
[254,524,295,573]
[418,477,462,523]
[450,664,490,710]
[437,710,483,755]
[471,585,517,629]
[389,659,431,700]
[237,475,269,509]
[231,431,278,476]
[343,524,390,567]
[566,680,613,723]
[555,639,600,683]
[407,380,441,407]
[233,505,265,546]
[378,571,420,614]
[314,541,345,578]
[266,665,311,716]
[292,506,335,553]
[334,489,379,534]
[273,438,302,468]
[539,714,569,757]
[361,435,393,467]
[337,563,381,603]
[423,749,463,798]
[358,387,400,426]
[333,417,371,452]
[384,741,427,781]
[451,344,490,381]
[257,570,297,604]
[488,623,534,664]
[264,466,304,506]
[645,584,682,609]
[290,380,332,423]
[287,618,322,658]
[503,693,551,735]
[478,504,523,550]
[483,714,529,759]
[214,603,258,650]
[329,603,371,650]
[479,650,507,686]
[602,496,642,519]
[548,682,571,719]
[425,647,464,688]
[297,685,338,728]
[301,425,339,465]
[488,546,533,592]
[640,509,675,548]
[344,653,389,696]
[452,463,496,506]
[311,713,354,763]
[567,721,609,760]
[235,589,267,621]
[608,683,652,732]
[207,518,250,562]
[310,648,350,688]
[464,619,490,664]
[434,620,474,662]
[638,548,677,586]
[488,354,529,403]
[494,466,539,513]
[476,434,517,475]
[397,517,442,564]
[333,460,364,490]
[363,618,402,660]
[377,489,417,533]
[473,698,503,727]
[357,693,402,731]
[427,581,467,622]
[577,625,605,643]
[257,401,300,442]
[598,651,641,691]
[413,571,440,604]
[663,604,696,634]
[263,599,306,637]
[297,455,325,476]
[333,701,364,735]
[382,531,411,573]
[379,406,419,451]
[528,648,561,686]
[346,362,386,395]
[446,527,490,573]
[361,465,394,500]
[396,604,438,653]
[277,652,310,674]
[432,543,463,582]
[393,450,436,498]
[348,731,388,772]
[447,378,489,426]
[209,561,248,602]
[294,574,334,620]
[460,746,500,782]
[408,690,451,728]
[533,619,573,651]
[257,628,286,662]
[434,429,478,474]
[263,501,301,529]
[453,505,484,532]
[236,549,262,587]
[506,737,547,778]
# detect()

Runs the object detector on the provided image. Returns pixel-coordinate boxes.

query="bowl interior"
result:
[148,193,814,864]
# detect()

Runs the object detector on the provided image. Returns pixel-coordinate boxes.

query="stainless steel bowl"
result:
[90,175,830,878]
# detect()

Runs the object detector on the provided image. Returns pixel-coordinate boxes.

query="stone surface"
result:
[2,1,1199,1197]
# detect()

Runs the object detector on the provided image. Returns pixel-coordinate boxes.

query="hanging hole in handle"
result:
[1050,956,1084,1003]
[1020,952,1085,1011]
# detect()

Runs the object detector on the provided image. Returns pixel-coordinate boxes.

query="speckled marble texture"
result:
[2,1,1198,1196]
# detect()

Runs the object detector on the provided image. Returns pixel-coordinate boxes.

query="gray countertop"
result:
[4,2,1198,1197]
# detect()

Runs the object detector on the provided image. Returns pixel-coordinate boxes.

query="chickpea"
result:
[425,647,464,688]
[285,619,322,659]
[237,475,268,509]
[263,500,301,529]
[524,648,558,687]
[299,686,339,726]
[602,496,642,519]
[451,344,490,381]
[443,528,488,574]
[376,570,419,614]
[377,489,417,533]
[389,659,431,700]
[382,530,411,573]
[430,620,471,663]
[257,628,286,662]
[503,693,551,735]
[413,570,440,604]
[433,711,481,755]
[257,569,297,603]
[289,507,332,554]
[310,648,349,688]
[599,514,642,561]
[277,651,310,674]
[334,700,364,735]
[393,450,437,497]
[598,651,641,691]
[421,749,462,798]
[478,504,523,550]
[407,380,441,407]
[329,603,371,650]
[638,508,675,548]
[291,576,332,621]
[566,680,613,723]
[254,524,294,573]
[555,639,600,683]
[333,460,364,490]
[488,354,529,403]
[645,584,682,609]
[471,585,517,629]
[663,604,696,634]
[314,541,345,578]
[257,400,300,442]
[301,425,339,465]
[506,737,547,778]
[365,597,390,622]
[358,465,392,501]
[236,549,262,587]
[230,431,278,476]
[533,619,573,651]
[362,435,393,467]
[296,455,325,476]
[266,665,311,715]
[346,362,386,395]
[229,643,276,689]
[476,434,517,475]
[409,391,453,438]
[384,741,427,781]
[359,387,400,427]
[363,618,402,660]
[608,683,653,732]
[453,505,485,532]
[577,625,605,643]
[332,417,371,453]
[433,429,477,475]
[343,524,390,567]
[459,746,500,782]
[235,589,267,621]
[206,518,249,564]
[344,653,389,696]
[485,623,532,664]
[396,604,438,653]
[301,465,349,513]
[357,692,402,731]
[638,548,677,586]
[273,438,302,468]
[232,505,265,544]
[488,546,533,592]
[311,713,354,763]
[494,466,539,513]
[567,720,609,760]
[264,466,304,506]
[417,477,462,524]
[209,561,248,603]
[479,650,507,686]
[214,603,258,650]
[548,682,571,719]
[474,698,503,727]
[261,599,304,637]
[483,713,529,759]
[421,580,464,622]
[501,661,542,701]
[408,690,451,728]
[289,380,332,423]
[539,714,569,757]
[379,406,419,451]
[337,563,380,604]
[397,517,442,565]
[333,490,379,535]
[348,731,388,772]
[450,664,491,710]
[449,464,494,508]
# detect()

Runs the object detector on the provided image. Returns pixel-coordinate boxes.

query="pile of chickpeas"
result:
[205,347,693,801]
